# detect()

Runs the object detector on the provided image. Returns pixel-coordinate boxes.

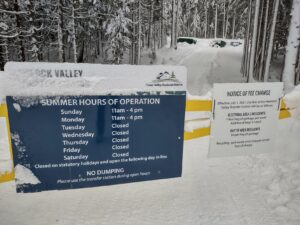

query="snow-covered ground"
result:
[0,117,299,225]
[1,41,300,225]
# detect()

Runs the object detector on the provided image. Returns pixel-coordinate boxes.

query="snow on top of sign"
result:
[0,62,187,97]
[15,164,40,185]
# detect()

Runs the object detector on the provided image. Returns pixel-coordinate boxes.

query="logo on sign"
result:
[146,71,183,87]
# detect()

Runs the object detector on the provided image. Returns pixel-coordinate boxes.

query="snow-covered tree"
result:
[0,0,254,68]
[105,1,131,64]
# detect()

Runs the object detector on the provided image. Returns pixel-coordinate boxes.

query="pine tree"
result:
[105,0,131,64]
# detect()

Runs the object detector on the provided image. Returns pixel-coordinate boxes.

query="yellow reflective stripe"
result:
[186,99,289,111]
[0,104,14,183]
[280,100,287,110]
[186,100,212,112]
[279,109,292,120]
[184,99,291,140]
[0,171,15,183]
[0,104,8,117]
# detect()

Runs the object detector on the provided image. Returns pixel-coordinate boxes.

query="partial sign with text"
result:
[4,62,187,193]
[209,82,283,157]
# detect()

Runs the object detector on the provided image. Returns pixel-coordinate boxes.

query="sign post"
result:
[209,82,283,157]
[3,62,187,193]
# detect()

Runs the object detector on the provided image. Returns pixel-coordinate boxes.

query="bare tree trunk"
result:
[70,0,77,63]
[295,49,300,85]
[232,8,236,39]
[223,0,226,38]
[282,0,300,91]
[248,0,261,82]
[130,6,135,65]
[0,38,9,70]
[253,0,264,80]
[225,7,230,39]
[204,0,208,38]
[137,0,141,64]
[193,4,198,37]
[28,0,39,62]
[241,0,253,76]
[13,0,25,61]
[258,0,270,81]
[160,0,164,48]
[175,0,180,48]
[214,4,218,39]
[77,40,84,63]
[148,1,153,49]
[264,0,279,82]
[57,0,64,62]
[170,0,176,48]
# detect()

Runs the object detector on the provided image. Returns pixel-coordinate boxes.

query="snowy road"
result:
[183,47,245,95]
[156,42,244,95]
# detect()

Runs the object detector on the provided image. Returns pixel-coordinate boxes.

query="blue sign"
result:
[7,95,186,192]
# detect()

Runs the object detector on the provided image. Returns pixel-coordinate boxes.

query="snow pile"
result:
[154,43,199,66]
[0,116,299,225]
[263,117,300,222]
[185,111,211,122]
[187,91,212,100]
[14,164,40,185]
[266,161,300,220]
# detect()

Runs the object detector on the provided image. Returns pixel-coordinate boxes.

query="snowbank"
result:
[187,91,212,100]
[0,115,299,225]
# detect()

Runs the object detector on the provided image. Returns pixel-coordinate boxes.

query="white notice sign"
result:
[208,82,283,157]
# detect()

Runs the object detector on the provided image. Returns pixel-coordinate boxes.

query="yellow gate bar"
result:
[186,99,290,112]
[0,98,294,183]
[186,100,212,112]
